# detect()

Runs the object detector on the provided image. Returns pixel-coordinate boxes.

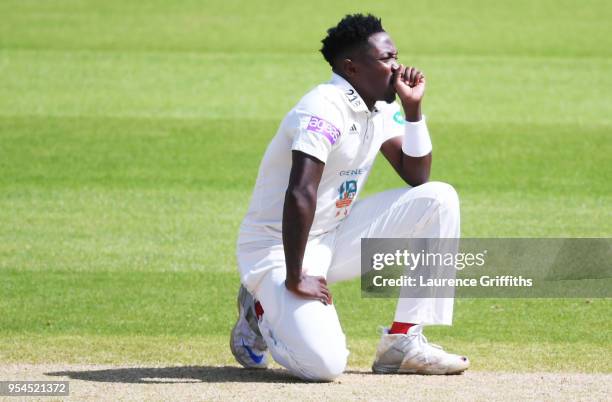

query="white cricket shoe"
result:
[229,285,269,369]
[372,325,469,375]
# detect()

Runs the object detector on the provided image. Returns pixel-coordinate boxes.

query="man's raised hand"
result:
[392,64,425,121]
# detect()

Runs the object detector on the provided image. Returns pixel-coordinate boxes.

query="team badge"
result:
[335,180,357,217]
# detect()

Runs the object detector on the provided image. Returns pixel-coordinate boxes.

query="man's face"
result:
[350,32,399,104]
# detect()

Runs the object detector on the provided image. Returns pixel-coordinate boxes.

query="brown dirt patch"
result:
[1,364,609,401]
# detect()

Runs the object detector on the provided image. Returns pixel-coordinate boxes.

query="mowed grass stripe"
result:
[0,116,271,189]
[1,269,609,342]
[1,189,609,274]
[1,49,610,124]
[0,188,246,272]
[1,0,610,58]
[1,116,609,194]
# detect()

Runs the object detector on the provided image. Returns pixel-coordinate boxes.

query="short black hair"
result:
[320,13,384,67]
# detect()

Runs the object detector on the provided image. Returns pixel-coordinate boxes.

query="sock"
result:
[389,321,416,334]
[254,301,264,320]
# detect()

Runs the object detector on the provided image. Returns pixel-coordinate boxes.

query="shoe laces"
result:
[412,330,443,351]
[379,325,443,350]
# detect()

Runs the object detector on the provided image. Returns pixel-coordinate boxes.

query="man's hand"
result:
[285,274,332,305]
[392,64,425,122]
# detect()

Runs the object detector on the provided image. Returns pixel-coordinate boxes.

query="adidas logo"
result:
[349,123,359,135]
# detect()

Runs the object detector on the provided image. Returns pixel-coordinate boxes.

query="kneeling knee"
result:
[420,181,459,208]
[300,349,347,382]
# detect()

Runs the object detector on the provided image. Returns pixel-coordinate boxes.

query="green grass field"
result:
[0,1,610,373]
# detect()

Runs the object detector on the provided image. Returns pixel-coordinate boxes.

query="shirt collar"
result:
[329,72,371,113]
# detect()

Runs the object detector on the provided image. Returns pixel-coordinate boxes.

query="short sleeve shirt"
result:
[239,73,405,242]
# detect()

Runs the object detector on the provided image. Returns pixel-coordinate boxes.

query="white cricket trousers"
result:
[237,181,460,381]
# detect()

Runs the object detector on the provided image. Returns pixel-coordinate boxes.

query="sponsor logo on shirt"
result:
[393,111,406,125]
[348,122,360,135]
[336,180,357,217]
[339,169,366,176]
[307,115,341,145]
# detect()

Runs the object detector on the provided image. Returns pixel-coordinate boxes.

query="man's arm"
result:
[380,138,431,186]
[380,65,432,187]
[283,150,332,304]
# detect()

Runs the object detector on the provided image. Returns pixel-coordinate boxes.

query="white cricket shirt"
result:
[238,73,407,244]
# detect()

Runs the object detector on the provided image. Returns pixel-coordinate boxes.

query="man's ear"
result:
[340,58,358,78]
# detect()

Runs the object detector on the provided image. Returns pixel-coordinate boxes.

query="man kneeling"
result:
[230,13,469,381]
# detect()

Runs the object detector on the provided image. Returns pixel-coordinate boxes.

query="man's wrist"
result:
[401,101,422,122]
[401,115,432,157]
[285,270,302,288]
